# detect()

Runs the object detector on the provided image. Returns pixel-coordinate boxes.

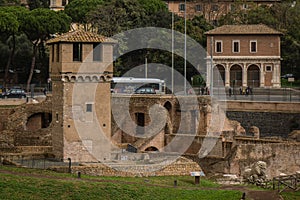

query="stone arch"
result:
[230,64,242,87]
[247,65,260,87]
[64,76,70,82]
[213,64,225,87]
[70,76,76,82]
[92,76,98,82]
[100,76,105,82]
[26,112,52,131]
[85,76,91,82]
[78,76,84,82]
[144,146,159,152]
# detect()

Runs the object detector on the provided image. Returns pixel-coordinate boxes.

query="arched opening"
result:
[144,146,159,152]
[92,76,98,82]
[247,65,260,87]
[78,76,84,82]
[213,65,225,87]
[26,112,52,131]
[135,112,145,135]
[164,101,172,134]
[230,65,242,87]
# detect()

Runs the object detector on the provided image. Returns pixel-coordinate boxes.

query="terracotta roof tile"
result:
[205,24,282,35]
[46,30,116,44]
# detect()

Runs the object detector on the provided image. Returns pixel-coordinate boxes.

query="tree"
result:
[27,0,49,10]
[64,0,103,30]
[88,0,146,37]
[0,6,28,88]
[219,1,300,78]
[20,8,71,92]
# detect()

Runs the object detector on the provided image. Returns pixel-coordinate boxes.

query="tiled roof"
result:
[205,24,282,35]
[46,30,115,44]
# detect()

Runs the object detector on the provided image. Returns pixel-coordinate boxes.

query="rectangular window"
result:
[212,4,218,11]
[86,104,92,112]
[195,4,202,12]
[56,44,60,62]
[73,43,82,61]
[93,43,102,61]
[215,41,222,53]
[232,40,240,53]
[250,40,257,53]
[179,3,185,12]
[51,45,55,62]
[266,66,272,72]
[242,4,249,10]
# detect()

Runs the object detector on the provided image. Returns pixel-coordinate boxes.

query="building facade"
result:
[164,0,281,24]
[46,30,114,162]
[49,0,69,11]
[205,24,282,89]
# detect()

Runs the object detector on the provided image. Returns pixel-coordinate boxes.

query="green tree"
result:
[0,6,28,88]
[20,8,71,92]
[88,0,146,37]
[64,0,103,30]
[27,0,49,10]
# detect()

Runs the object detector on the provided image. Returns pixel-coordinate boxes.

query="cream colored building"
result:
[47,30,115,162]
[49,0,69,11]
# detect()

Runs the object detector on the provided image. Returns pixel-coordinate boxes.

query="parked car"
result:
[134,87,156,94]
[2,88,26,99]
[281,74,294,79]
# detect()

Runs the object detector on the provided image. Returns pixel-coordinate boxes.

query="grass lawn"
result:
[281,191,300,200]
[0,166,242,200]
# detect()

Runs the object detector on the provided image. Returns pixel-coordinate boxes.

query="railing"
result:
[273,173,300,193]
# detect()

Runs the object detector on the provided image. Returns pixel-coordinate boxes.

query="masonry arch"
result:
[78,76,84,82]
[230,64,242,87]
[144,146,159,152]
[26,112,52,131]
[213,64,225,87]
[247,65,260,87]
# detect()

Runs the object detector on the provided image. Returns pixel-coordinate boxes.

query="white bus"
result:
[111,77,165,94]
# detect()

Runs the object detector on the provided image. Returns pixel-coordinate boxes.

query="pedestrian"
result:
[201,87,204,95]
[43,87,47,95]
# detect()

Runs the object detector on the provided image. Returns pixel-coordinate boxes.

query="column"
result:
[206,59,211,88]
[272,62,281,88]
[260,63,265,87]
[242,63,247,87]
[225,63,230,87]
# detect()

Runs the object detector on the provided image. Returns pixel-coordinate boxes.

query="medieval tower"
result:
[47,30,114,162]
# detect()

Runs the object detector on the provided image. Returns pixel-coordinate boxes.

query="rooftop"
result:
[205,24,282,35]
[46,30,115,44]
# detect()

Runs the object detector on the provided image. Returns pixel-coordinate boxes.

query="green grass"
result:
[281,78,300,87]
[0,166,242,200]
[281,191,300,200]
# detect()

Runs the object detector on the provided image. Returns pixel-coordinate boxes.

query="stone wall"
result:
[196,142,300,179]
[50,156,202,177]
[226,111,300,137]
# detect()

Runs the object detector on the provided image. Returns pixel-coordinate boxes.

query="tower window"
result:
[56,43,60,62]
[93,43,103,61]
[86,104,92,112]
[73,43,82,61]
